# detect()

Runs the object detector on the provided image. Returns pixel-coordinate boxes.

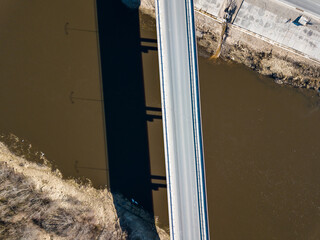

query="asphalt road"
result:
[277,0,320,18]
[155,0,209,239]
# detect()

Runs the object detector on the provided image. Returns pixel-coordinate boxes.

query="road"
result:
[155,0,210,239]
[277,0,320,18]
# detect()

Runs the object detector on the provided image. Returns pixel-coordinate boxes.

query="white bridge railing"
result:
[155,0,210,239]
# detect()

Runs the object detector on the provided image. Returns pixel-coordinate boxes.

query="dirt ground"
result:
[140,0,320,92]
[0,142,169,240]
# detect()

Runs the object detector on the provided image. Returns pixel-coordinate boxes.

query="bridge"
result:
[155,0,210,239]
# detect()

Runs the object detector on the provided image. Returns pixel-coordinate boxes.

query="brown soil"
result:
[0,142,169,240]
[139,0,320,93]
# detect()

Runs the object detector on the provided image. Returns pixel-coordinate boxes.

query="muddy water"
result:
[140,27,168,230]
[140,24,320,238]
[0,0,109,187]
[1,1,320,238]
[199,59,320,239]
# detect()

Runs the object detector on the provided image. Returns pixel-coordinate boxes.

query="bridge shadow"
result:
[96,0,164,237]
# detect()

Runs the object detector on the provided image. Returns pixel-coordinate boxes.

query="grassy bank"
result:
[140,0,320,92]
[0,142,169,239]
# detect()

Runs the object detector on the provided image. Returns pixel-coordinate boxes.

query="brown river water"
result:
[1,1,320,239]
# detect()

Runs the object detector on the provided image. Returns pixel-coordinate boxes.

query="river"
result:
[140,17,320,238]
[0,2,319,239]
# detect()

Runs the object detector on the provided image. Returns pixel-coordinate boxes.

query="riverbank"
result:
[0,142,169,239]
[140,0,320,92]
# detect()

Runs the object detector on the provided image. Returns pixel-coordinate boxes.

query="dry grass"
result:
[140,0,320,92]
[0,142,169,239]
[0,161,124,240]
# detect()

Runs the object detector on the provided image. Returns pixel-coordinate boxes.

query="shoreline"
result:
[0,141,169,239]
[140,0,320,92]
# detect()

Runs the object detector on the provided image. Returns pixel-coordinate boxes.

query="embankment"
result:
[0,142,169,240]
[140,0,320,92]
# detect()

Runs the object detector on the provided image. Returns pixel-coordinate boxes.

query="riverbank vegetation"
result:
[140,0,320,93]
[0,142,169,239]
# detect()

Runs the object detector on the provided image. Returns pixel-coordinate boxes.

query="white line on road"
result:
[155,0,210,239]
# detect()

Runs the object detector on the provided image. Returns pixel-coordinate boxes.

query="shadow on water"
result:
[96,0,164,236]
